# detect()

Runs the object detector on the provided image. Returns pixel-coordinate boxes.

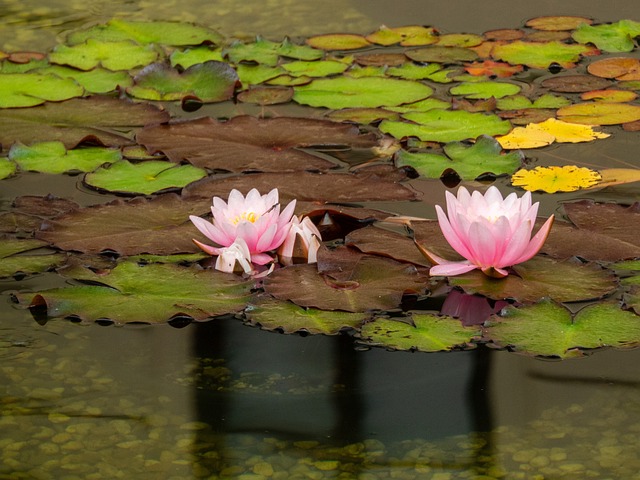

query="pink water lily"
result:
[189,188,296,266]
[425,186,554,278]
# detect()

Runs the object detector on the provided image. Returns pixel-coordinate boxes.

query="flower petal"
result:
[430,262,477,276]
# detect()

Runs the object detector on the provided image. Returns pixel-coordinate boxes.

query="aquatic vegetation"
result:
[277,215,322,266]
[423,186,555,278]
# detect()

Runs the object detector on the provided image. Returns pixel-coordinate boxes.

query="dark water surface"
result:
[1,0,639,478]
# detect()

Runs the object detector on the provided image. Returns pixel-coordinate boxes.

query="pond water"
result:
[1,0,640,479]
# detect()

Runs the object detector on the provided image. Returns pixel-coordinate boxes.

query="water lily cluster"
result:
[425,186,554,278]
[189,188,321,274]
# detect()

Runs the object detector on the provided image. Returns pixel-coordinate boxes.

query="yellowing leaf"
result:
[511,166,602,193]
[597,168,640,188]
[496,118,609,149]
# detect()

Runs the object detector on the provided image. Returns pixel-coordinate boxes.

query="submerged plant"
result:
[423,186,554,278]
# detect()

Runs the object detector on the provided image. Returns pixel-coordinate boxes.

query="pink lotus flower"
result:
[277,215,322,266]
[189,188,296,266]
[426,186,554,278]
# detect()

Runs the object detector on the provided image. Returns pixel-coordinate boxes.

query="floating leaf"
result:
[449,81,521,99]
[587,57,640,81]
[293,77,433,109]
[557,102,640,125]
[326,108,399,124]
[491,40,594,69]
[0,238,64,278]
[49,40,158,71]
[245,297,367,334]
[36,194,210,255]
[511,166,602,193]
[358,314,480,352]
[84,160,206,195]
[447,256,616,303]
[127,61,238,102]
[0,159,16,180]
[581,89,637,102]
[540,74,612,93]
[437,33,484,48]
[463,60,524,78]
[365,26,438,47]
[572,20,640,53]
[379,110,511,143]
[137,116,376,172]
[67,19,223,46]
[0,97,169,148]
[9,141,121,174]
[496,93,571,110]
[170,46,223,69]
[497,118,610,149]
[525,16,593,31]
[282,59,350,77]
[0,73,84,108]
[35,65,132,94]
[305,34,370,51]
[396,135,523,180]
[485,300,640,358]
[405,46,478,63]
[237,86,293,105]
[495,126,555,149]
[16,261,253,325]
[354,52,407,67]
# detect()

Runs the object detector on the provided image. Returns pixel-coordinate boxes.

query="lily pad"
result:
[127,61,238,102]
[379,109,511,143]
[387,63,457,83]
[540,74,612,93]
[447,256,617,303]
[511,166,602,192]
[293,76,433,109]
[587,57,640,81]
[463,60,524,78]
[449,81,521,99]
[66,19,223,47]
[405,46,478,63]
[9,141,121,174]
[358,313,480,352]
[365,26,439,47]
[0,159,16,180]
[525,16,593,31]
[237,87,293,105]
[305,34,370,51]
[282,59,350,78]
[0,97,169,148]
[35,194,210,255]
[49,40,159,71]
[0,238,65,278]
[496,93,571,110]
[245,297,367,334]
[170,46,224,69]
[485,300,640,358]
[572,20,640,53]
[557,102,640,125]
[137,116,377,172]
[491,41,594,69]
[0,73,84,108]
[84,160,207,195]
[396,134,523,180]
[35,65,133,94]
[345,225,433,267]
[236,64,287,86]
[16,261,253,325]
[225,37,322,66]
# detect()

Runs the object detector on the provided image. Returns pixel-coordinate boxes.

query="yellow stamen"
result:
[232,211,258,225]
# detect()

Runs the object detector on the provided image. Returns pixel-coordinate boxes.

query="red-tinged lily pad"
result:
[66,19,224,47]
[0,73,84,108]
[84,160,207,195]
[525,16,593,31]
[0,237,65,278]
[484,300,640,359]
[562,201,640,248]
[9,141,121,174]
[357,313,481,352]
[49,39,159,71]
[263,249,428,312]
[405,46,478,63]
[447,256,617,303]
[345,225,433,267]
[245,296,368,334]
[293,77,434,109]
[464,60,524,78]
[540,74,612,93]
[182,169,418,203]
[0,97,169,149]
[587,57,640,81]
[572,20,640,53]
[35,193,210,255]
[137,116,377,173]
[0,195,80,235]
[15,261,253,325]
[557,102,640,125]
[492,41,595,69]
[237,87,294,105]
[127,61,238,103]
[581,89,637,102]
[305,33,370,51]
[395,134,523,180]
[365,26,439,47]
[379,110,512,143]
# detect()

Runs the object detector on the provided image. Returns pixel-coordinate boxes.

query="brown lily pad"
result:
[587,57,640,81]
[345,225,431,267]
[406,46,478,64]
[137,116,379,173]
[525,16,593,31]
[540,74,612,93]
[483,29,525,41]
[354,53,407,67]
[237,86,294,105]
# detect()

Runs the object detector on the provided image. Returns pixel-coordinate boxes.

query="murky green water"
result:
[1,0,640,478]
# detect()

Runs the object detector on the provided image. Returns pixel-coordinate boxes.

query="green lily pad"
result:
[572,20,640,53]
[447,256,617,303]
[84,160,207,195]
[557,102,640,125]
[0,159,17,180]
[405,46,478,63]
[225,37,323,66]
[0,73,84,108]
[9,141,121,174]
[282,60,350,77]
[34,65,132,94]
[365,26,438,47]
[449,81,521,99]
[0,238,65,278]
[293,77,433,109]
[236,64,286,86]
[437,33,484,48]
[127,61,238,102]
[358,313,480,352]
[326,108,400,124]
[496,93,571,110]
[16,261,253,325]
[387,98,451,113]
[49,39,159,71]
[245,297,368,334]
[379,109,511,143]
[485,300,640,358]
[66,19,223,47]
[491,40,594,69]
[344,65,386,78]
[170,46,224,69]
[387,63,457,83]
[396,135,523,180]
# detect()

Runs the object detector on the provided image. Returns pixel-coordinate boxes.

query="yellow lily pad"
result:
[497,118,609,149]
[305,33,370,51]
[511,165,602,193]
[557,102,640,125]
